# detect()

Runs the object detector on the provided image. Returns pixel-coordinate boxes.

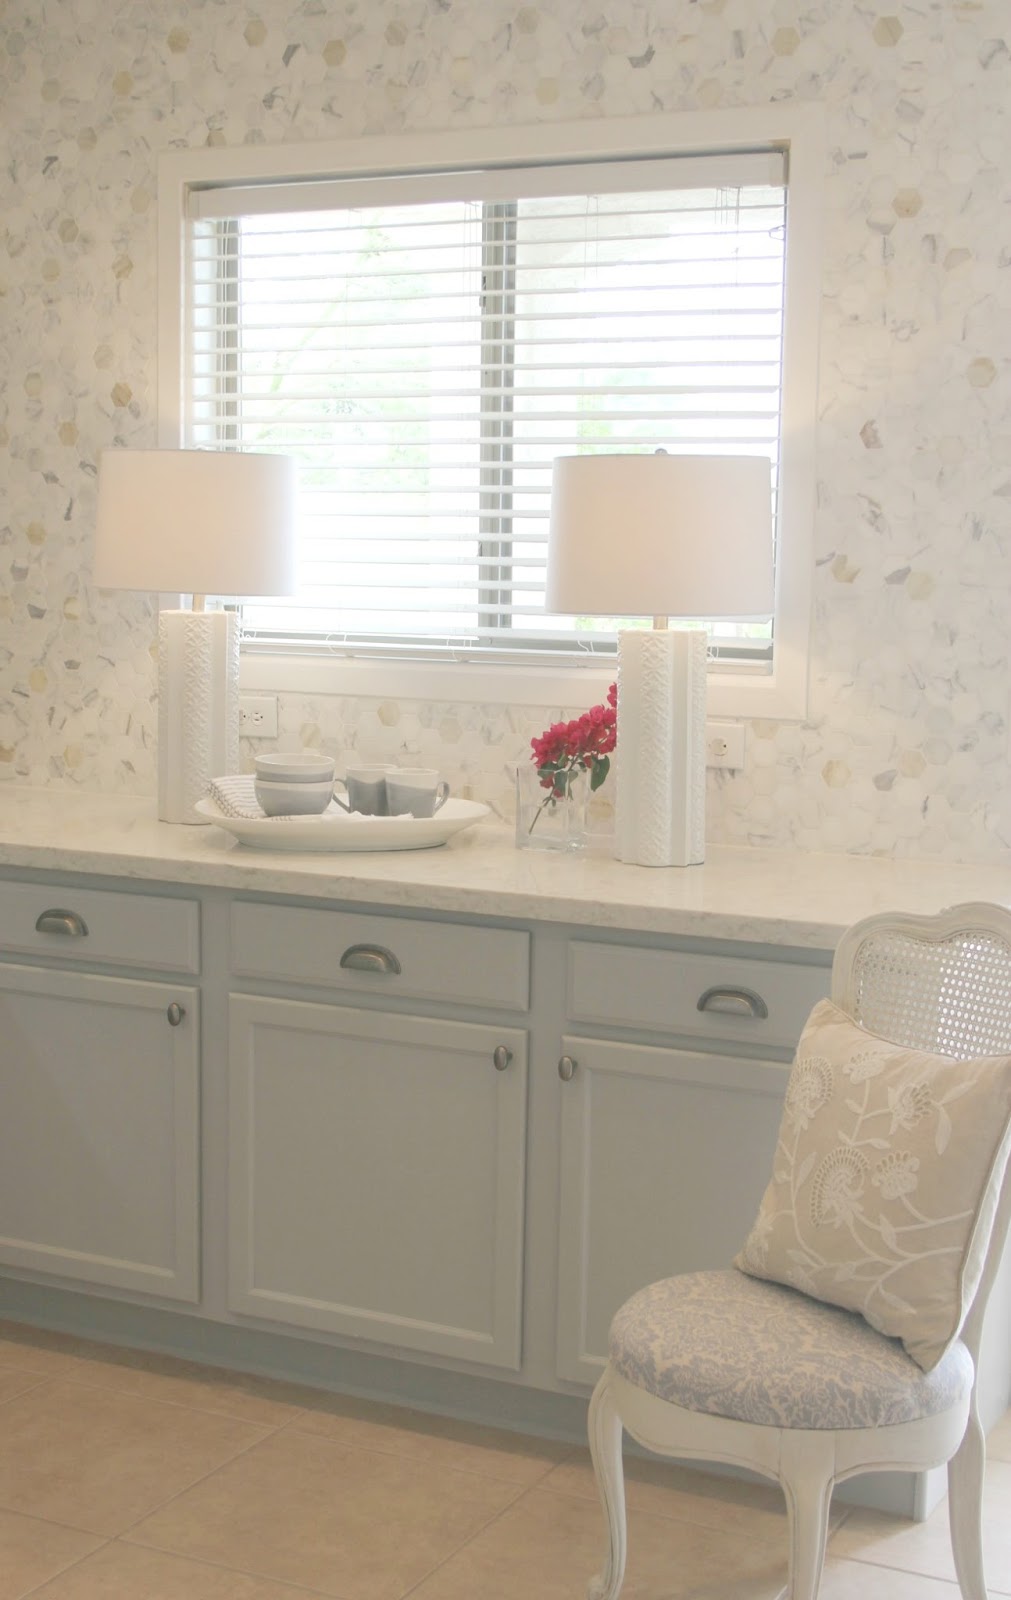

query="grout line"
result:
[110,1423,288,1541]
[4,1324,1005,1595]
[276,1423,558,1495]
[826,1502,855,1540]
[0,1372,55,1408]
[112,1537,349,1598]
[396,1476,794,1600]
[0,1506,108,1537]
[1,1325,327,1421]
[396,1479,532,1600]
[8,1366,305,1430]
[277,1412,568,1487]
[113,1434,526,1600]
[15,1537,117,1600]
[65,1535,350,1600]
[535,1476,790,1539]
[529,1463,795,1543]
[0,1496,114,1544]
[116,1427,524,1592]
[827,1553,964,1590]
[1,1414,283,1548]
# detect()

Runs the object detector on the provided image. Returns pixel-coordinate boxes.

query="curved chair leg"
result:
[780,1434,835,1600]
[948,1408,988,1600]
[586,1369,628,1600]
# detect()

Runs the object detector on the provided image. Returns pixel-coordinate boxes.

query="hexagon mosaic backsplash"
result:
[1,0,1008,858]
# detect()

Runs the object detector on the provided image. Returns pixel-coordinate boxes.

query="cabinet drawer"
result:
[0,880,199,975]
[231,902,530,1011]
[568,940,829,1050]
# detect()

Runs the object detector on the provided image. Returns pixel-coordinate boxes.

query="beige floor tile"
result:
[290,1392,571,1484]
[0,1508,105,1600]
[408,1484,789,1600]
[127,1426,524,1600]
[0,1380,272,1537]
[830,1459,1011,1593]
[543,1450,853,1549]
[988,1408,1011,1463]
[69,1345,310,1428]
[817,1557,959,1597]
[543,1449,795,1549]
[0,1366,49,1406]
[30,1540,333,1598]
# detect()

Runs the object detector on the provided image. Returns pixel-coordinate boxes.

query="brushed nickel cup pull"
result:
[696,985,769,1020]
[339,944,402,976]
[166,1003,185,1027]
[35,909,89,938]
[492,1045,512,1072]
[558,1054,577,1082]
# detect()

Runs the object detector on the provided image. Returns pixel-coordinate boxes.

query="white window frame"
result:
[158,104,823,717]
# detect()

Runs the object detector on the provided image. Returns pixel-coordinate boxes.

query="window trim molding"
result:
[158,103,824,720]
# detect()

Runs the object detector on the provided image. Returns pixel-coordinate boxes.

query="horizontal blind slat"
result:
[184,159,785,650]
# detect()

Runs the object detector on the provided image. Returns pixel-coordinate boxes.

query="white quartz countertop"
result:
[2,786,1011,950]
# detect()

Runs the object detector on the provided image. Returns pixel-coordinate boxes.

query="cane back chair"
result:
[587,902,1011,1600]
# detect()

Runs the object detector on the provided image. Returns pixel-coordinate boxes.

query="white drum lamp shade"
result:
[94,448,297,824]
[546,453,774,867]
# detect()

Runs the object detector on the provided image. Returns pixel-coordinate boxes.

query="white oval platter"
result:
[194,796,490,853]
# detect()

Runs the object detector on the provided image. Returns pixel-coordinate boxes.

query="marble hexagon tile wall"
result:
[0,0,1008,857]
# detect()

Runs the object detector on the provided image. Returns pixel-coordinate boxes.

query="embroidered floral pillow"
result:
[735,998,1011,1371]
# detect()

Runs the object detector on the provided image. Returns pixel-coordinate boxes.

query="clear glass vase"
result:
[515,764,588,853]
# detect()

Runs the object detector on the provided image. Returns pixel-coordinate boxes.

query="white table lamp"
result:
[546,453,774,867]
[94,448,297,824]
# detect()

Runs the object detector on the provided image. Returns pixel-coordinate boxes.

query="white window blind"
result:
[183,150,786,661]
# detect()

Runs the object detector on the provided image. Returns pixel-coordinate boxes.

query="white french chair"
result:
[587,901,1011,1600]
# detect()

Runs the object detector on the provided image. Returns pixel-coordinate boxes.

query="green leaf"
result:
[589,755,610,791]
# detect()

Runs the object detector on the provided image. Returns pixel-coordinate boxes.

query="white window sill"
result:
[239,648,806,719]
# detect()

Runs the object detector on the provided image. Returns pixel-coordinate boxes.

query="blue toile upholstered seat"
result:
[586,903,1011,1600]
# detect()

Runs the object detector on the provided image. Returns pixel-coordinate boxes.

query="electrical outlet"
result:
[238,694,278,738]
[706,721,745,770]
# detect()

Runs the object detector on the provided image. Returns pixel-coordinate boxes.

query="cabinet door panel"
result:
[0,965,199,1301]
[229,996,527,1369]
[556,1035,788,1384]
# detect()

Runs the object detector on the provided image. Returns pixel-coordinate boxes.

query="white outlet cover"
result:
[239,694,278,738]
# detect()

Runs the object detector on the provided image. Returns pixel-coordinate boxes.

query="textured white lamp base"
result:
[157,609,240,825]
[614,628,707,868]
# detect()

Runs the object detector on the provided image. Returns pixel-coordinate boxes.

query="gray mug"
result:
[385,769,450,819]
[333,764,395,816]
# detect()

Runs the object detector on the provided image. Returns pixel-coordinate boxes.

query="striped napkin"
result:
[206,774,296,821]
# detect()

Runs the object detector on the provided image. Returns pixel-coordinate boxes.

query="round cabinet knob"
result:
[558,1054,577,1082]
[492,1045,512,1072]
[166,1003,186,1027]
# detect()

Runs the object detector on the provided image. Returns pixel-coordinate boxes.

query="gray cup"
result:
[333,765,395,816]
[385,769,450,819]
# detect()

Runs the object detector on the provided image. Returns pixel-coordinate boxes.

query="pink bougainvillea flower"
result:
[526,684,617,832]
